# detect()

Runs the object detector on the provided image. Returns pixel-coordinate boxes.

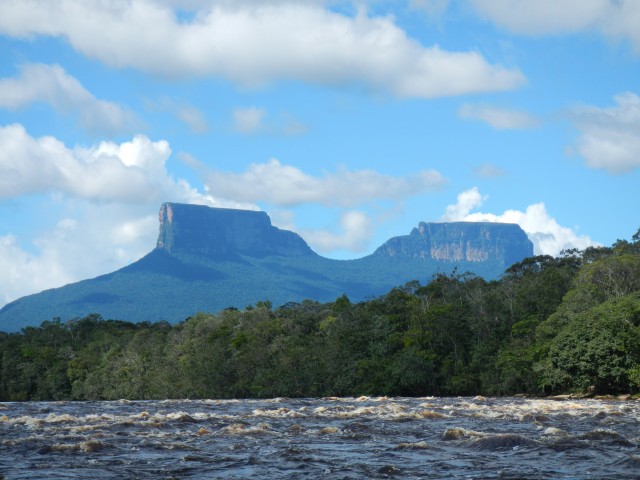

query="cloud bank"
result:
[0,1,525,97]
[441,187,597,256]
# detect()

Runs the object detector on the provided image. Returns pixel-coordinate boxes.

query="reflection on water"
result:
[1,396,639,479]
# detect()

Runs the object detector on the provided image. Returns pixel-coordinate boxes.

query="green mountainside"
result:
[0,203,533,332]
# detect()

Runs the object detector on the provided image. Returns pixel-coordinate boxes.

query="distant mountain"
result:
[0,203,533,331]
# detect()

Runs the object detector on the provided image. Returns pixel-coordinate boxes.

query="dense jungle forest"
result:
[1,229,639,401]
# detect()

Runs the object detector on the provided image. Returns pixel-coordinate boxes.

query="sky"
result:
[0,0,639,308]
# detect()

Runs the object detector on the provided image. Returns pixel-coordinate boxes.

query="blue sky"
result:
[1,0,639,308]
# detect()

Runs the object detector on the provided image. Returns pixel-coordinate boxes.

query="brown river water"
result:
[1,396,639,479]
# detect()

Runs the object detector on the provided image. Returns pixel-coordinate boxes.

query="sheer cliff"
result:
[374,221,532,269]
[156,203,314,258]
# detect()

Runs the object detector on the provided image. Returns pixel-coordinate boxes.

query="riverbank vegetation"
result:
[1,229,639,401]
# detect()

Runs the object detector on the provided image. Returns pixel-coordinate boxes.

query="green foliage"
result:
[540,292,640,394]
[1,226,639,400]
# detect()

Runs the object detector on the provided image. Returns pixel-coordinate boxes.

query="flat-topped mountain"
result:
[0,203,533,331]
[157,203,314,258]
[374,221,532,267]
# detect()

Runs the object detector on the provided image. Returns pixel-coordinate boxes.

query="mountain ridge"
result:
[0,202,534,331]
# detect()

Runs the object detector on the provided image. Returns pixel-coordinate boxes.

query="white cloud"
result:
[441,187,597,256]
[154,0,332,8]
[470,0,606,34]
[0,124,213,203]
[570,92,640,174]
[600,1,640,51]
[441,186,487,220]
[201,158,446,207]
[291,210,374,253]
[0,233,73,307]
[0,63,136,135]
[458,103,539,129]
[470,0,640,50]
[0,206,161,307]
[0,1,525,97]
[233,107,267,134]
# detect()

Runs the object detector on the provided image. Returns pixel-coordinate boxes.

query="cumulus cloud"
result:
[458,103,540,129]
[200,158,446,207]
[570,92,640,174]
[441,187,597,256]
[0,124,163,202]
[0,63,136,135]
[441,187,487,220]
[0,1,525,97]
[1,124,268,209]
[0,124,222,204]
[470,0,640,50]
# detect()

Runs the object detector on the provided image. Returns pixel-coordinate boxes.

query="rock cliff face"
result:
[374,221,533,268]
[156,203,314,258]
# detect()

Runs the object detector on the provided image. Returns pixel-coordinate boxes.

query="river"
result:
[1,396,639,479]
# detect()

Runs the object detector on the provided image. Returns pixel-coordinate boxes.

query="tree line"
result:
[1,229,639,401]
